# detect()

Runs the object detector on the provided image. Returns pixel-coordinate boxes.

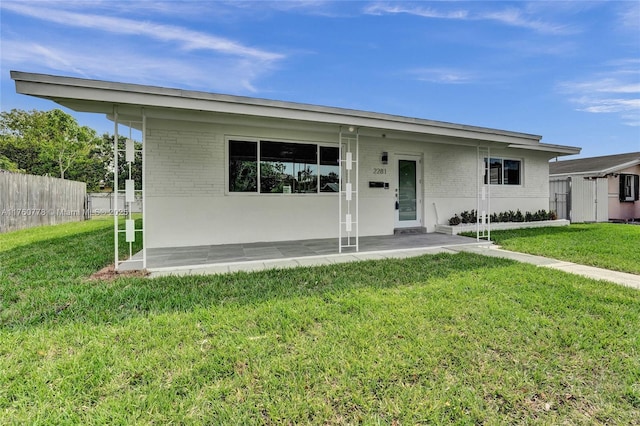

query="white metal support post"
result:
[122,124,143,257]
[339,127,359,253]
[113,106,144,270]
[141,109,146,269]
[477,146,491,241]
[113,107,119,270]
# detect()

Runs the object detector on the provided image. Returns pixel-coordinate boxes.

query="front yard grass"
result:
[487,223,640,275]
[1,219,639,424]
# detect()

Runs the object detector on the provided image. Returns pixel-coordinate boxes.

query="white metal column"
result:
[339,127,359,252]
[477,146,491,241]
[141,109,147,269]
[113,107,119,270]
[113,107,144,271]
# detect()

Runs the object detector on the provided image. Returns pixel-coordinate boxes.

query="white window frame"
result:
[621,173,638,202]
[225,136,339,196]
[484,157,523,186]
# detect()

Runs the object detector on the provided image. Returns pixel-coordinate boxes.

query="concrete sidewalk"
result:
[449,245,640,290]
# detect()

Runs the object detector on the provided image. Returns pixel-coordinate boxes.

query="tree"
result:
[39,109,94,180]
[100,134,143,190]
[66,133,113,191]
[0,155,20,172]
[0,109,51,175]
[0,109,110,190]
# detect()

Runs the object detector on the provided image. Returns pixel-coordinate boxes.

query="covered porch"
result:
[10,71,578,278]
[119,233,491,277]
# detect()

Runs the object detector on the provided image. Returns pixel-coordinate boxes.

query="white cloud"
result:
[482,7,572,34]
[41,0,343,21]
[576,98,640,114]
[1,41,90,78]
[559,61,640,126]
[365,3,469,20]
[0,1,286,93]
[1,2,284,62]
[363,2,576,35]
[408,68,475,84]
[617,2,640,31]
[565,79,640,95]
[2,39,266,93]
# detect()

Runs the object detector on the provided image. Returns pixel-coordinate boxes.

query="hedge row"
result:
[448,209,557,226]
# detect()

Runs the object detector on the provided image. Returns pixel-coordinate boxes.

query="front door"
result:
[395,155,422,228]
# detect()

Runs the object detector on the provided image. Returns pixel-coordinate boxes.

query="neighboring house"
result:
[549,152,640,222]
[12,71,580,262]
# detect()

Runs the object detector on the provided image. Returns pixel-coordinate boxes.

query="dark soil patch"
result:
[88,264,149,281]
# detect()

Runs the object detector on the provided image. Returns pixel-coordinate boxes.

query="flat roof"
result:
[11,70,580,155]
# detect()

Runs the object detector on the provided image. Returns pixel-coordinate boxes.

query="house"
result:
[12,71,580,268]
[549,152,640,222]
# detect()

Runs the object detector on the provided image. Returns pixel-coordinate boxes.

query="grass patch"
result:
[1,220,639,424]
[486,223,640,275]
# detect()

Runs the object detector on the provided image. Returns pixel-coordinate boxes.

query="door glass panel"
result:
[399,160,417,221]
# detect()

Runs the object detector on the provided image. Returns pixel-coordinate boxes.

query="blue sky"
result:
[1,0,639,158]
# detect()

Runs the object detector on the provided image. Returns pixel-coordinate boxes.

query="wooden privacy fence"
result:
[0,171,87,233]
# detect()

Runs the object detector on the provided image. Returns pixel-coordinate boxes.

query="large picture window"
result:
[484,157,521,185]
[228,140,339,194]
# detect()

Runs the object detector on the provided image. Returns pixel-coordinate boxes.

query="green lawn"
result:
[487,223,640,275]
[1,220,639,424]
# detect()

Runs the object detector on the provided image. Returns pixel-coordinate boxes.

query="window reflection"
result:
[484,157,521,185]
[320,146,339,192]
[229,140,257,192]
[229,140,339,194]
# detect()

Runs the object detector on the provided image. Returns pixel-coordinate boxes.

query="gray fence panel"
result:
[0,171,87,233]
[570,177,609,223]
[549,178,570,220]
[87,193,142,215]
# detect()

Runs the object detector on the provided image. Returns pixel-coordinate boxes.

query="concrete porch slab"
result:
[119,233,491,277]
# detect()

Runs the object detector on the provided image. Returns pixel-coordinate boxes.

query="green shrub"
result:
[448,214,462,225]
[449,209,557,225]
[460,210,477,224]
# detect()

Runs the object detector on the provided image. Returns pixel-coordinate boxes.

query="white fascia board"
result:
[508,142,581,156]
[549,171,601,178]
[600,159,640,175]
[12,70,544,145]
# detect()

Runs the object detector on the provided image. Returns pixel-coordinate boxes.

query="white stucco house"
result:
[12,71,580,267]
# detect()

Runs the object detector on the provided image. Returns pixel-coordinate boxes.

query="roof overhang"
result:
[550,158,640,178]
[11,70,581,155]
[600,159,640,175]
[508,142,581,156]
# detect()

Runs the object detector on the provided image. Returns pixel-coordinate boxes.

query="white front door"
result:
[395,155,422,228]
